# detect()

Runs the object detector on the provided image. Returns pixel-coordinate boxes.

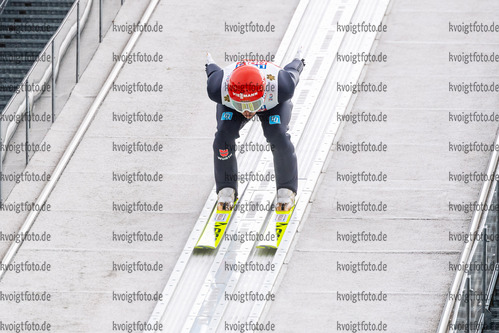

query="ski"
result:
[195,199,238,249]
[257,196,298,249]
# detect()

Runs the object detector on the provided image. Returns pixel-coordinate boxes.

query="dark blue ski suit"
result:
[206,59,304,197]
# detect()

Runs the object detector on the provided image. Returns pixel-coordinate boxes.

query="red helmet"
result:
[228,63,266,112]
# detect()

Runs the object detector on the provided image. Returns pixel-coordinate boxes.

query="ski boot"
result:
[276,188,296,212]
[217,187,236,211]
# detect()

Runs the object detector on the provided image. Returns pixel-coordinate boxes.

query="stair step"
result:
[3,8,71,16]
[0,39,48,46]
[8,0,74,4]
[0,22,61,31]
[0,65,33,73]
[0,49,44,55]
[0,31,55,39]
[0,14,66,23]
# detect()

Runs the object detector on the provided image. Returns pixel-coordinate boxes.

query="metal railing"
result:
[0,0,7,14]
[449,191,499,332]
[0,0,124,203]
[438,126,499,332]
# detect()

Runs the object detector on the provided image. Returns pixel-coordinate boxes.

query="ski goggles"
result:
[231,97,264,113]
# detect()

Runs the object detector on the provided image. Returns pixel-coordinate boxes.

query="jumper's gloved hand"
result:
[294,46,303,61]
[294,46,306,67]
[206,52,215,65]
[205,52,221,77]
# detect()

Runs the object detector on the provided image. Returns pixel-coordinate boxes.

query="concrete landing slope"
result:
[264,0,499,332]
[0,0,297,332]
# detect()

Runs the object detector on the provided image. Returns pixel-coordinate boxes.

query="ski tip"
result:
[256,241,278,249]
[194,245,216,250]
[256,245,277,250]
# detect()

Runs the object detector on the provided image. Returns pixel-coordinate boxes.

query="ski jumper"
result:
[206,59,304,196]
